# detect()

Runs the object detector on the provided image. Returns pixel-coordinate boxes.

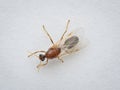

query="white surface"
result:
[0,0,120,90]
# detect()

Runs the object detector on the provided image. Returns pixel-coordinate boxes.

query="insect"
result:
[28,20,81,69]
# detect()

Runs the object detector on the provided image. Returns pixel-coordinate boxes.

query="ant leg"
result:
[58,57,64,63]
[42,25,54,44]
[58,52,69,58]
[60,20,70,42]
[28,50,46,57]
[65,48,80,54]
[74,48,80,52]
[36,59,48,70]
[67,31,74,37]
[58,48,80,58]
[66,48,80,54]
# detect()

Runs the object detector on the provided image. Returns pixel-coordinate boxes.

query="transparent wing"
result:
[57,28,88,58]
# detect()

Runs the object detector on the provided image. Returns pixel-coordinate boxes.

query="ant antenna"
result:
[28,50,46,57]
[28,51,39,59]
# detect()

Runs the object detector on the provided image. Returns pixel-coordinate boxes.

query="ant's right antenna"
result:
[28,50,46,57]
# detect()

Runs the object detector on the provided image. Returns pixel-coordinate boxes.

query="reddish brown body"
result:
[45,48,61,59]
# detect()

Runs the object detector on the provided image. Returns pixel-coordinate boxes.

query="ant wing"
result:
[57,28,88,57]
[63,35,79,49]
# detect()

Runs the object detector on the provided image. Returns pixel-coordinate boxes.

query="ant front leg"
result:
[36,59,48,70]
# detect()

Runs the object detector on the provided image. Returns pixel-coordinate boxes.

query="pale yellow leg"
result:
[67,31,74,37]
[59,48,80,58]
[36,59,48,71]
[66,48,80,54]
[42,25,54,44]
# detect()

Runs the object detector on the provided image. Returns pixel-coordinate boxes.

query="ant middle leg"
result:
[42,25,54,44]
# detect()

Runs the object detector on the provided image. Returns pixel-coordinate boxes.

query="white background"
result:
[0,0,120,90]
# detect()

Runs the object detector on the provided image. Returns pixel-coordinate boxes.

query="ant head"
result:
[39,54,46,61]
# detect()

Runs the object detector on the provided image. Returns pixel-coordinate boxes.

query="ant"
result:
[28,20,80,69]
